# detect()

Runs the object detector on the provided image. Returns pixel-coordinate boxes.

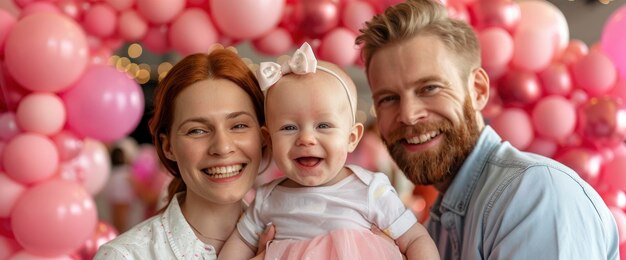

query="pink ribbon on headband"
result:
[257,42,317,91]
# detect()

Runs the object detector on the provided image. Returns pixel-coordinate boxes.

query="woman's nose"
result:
[209,130,235,156]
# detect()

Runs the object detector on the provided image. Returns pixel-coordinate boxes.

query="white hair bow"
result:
[257,43,317,91]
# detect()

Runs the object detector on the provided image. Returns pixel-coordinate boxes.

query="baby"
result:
[219,43,439,260]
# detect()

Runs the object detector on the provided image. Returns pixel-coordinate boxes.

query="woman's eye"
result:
[233,123,249,130]
[187,128,207,135]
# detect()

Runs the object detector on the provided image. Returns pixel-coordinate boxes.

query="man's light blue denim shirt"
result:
[426,126,619,260]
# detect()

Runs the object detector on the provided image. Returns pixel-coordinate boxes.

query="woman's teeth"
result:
[406,130,440,144]
[204,164,243,178]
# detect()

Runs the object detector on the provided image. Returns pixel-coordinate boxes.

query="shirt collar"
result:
[437,126,502,216]
[163,192,216,258]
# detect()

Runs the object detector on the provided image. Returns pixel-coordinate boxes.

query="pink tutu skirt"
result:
[265,229,403,260]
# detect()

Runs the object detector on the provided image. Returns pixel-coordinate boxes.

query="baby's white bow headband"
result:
[256,42,356,124]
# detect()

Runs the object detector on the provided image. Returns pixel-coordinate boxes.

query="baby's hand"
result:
[371,225,408,260]
[252,223,276,259]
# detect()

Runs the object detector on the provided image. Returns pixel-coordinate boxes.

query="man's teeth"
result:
[406,131,440,144]
[205,164,243,178]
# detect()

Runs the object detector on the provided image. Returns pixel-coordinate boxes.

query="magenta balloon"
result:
[555,148,603,187]
[572,51,617,97]
[211,0,285,39]
[11,180,97,257]
[538,63,572,96]
[497,69,542,107]
[601,4,626,79]
[62,66,144,142]
[4,13,88,93]
[578,96,626,148]
[470,0,520,32]
[292,0,340,38]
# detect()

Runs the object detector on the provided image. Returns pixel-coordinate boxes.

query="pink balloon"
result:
[571,51,617,97]
[479,27,513,69]
[538,63,572,96]
[252,27,294,56]
[169,8,218,56]
[104,0,135,11]
[51,130,84,162]
[609,207,626,244]
[0,236,21,259]
[489,108,534,150]
[601,4,626,79]
[0,64,30,113]
[497,69,542,107]
[525,137,558,158]
[0,112,21,141]
[469,0,520,32]
[517,0,569,56]
[136,0,185,24]
[210,0,284,39]
[57,138,111,195]
[531,96,577,141]
[555,148,603,187]
[446,3,470,24]
[0,173,25,218]
[9,251,73,260]
[5,13,88,92]
[511,27,554,72]
[342,0,375,34]
[601,153,626,191]
[0,10,16,59]
[318,28,358,67]
[578,96,626,148]
[600,188,626,210]
[56,0,83,20]
[18,2,60,19]
[290,0,339,38]
[15,93,65,136]
[76,220,118,260]
[559,39,588,65]
[141,25,170,54]
[3,133,58,185]
[609,79,626,104]
[117,10,148,41]
[89,47,113,66]
[82,3,117,38]
[11,180,97,257]
[62,65,144,142]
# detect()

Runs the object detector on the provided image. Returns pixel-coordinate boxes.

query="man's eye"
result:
[423,85,440,94]
[378,96,398,105]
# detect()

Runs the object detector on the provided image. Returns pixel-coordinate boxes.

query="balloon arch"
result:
[1,0,626,258]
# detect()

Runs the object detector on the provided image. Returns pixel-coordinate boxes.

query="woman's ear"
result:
[348,123,365,153]
[160,133,176,161]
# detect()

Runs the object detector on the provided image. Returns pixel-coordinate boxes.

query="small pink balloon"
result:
[601,4,626,79]
[342,0,375,34]
[210,0,285,39]
[11,180,97,257]
[18,2,60,19]
[62,65,144,142]
[291,0,339,38]
[525,137,558,158]
[82,3,117,38]
[555,148,603,187]
[3,133,59,185]
[56,0,83,20]
[168,8,218,56]
[141,25,170,54]
[489,108,534,150]
[578,96,626,148]
[559,39,588,65]
[252,27,294,56]
[5,13,88,92]
[446,3,470,24]
[0,112,21,141]
[76,220,118,260]
[497,69,542,107]
[569,89,589,106]
[105,0,135,11]
[511,27,554,72]
[318,28,358,67]
[600,188,626,210]
[601,153,626,191]
[469,0,520,32]
[531,95,577,141]
[51,130,84,162]
[136,0,185,24]
[117,10,148,41]
[57,138,111,195]
[571,51,617,97]
[538,63,572,96]
[479,27,514,69]
[15,93,66,136]
[0,173,25,218]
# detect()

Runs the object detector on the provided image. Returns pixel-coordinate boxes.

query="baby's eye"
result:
[280,125,297,131]
[318,123,331,129]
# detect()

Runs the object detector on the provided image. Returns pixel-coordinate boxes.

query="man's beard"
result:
[384,97,481,185]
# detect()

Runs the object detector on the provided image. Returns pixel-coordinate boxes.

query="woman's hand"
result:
[371,225,407,260]
[250,223,276,260]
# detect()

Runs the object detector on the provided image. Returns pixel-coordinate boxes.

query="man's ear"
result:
[470,67,490,111]
[348,123,365,153]
[160,133,176,161]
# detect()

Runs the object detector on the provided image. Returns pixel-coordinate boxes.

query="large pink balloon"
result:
[62,66,144,142]
[168,8,218,56]
[11,180,97,257]
[571,51,617,97]
[141,25,170,54]
[601,4,626,80]
[4,13,88,93]
[0,9,16,59]
[136,0,185,24]
[600,188,626,210]
[578,96,626,148]
[318,28,358,67]
[511,27,554,72]
[479,27,513,69]
[211,0,284,39]
[3,133,58,185]
[517,0,569,56]
[555,148,603,187]
[531,96,577,142]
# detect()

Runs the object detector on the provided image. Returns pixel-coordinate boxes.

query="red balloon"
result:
[291,0,340,39]
[76,220,118,260]
[578,96,626,148]
[470,0,520,32]
[497,69,542,107]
